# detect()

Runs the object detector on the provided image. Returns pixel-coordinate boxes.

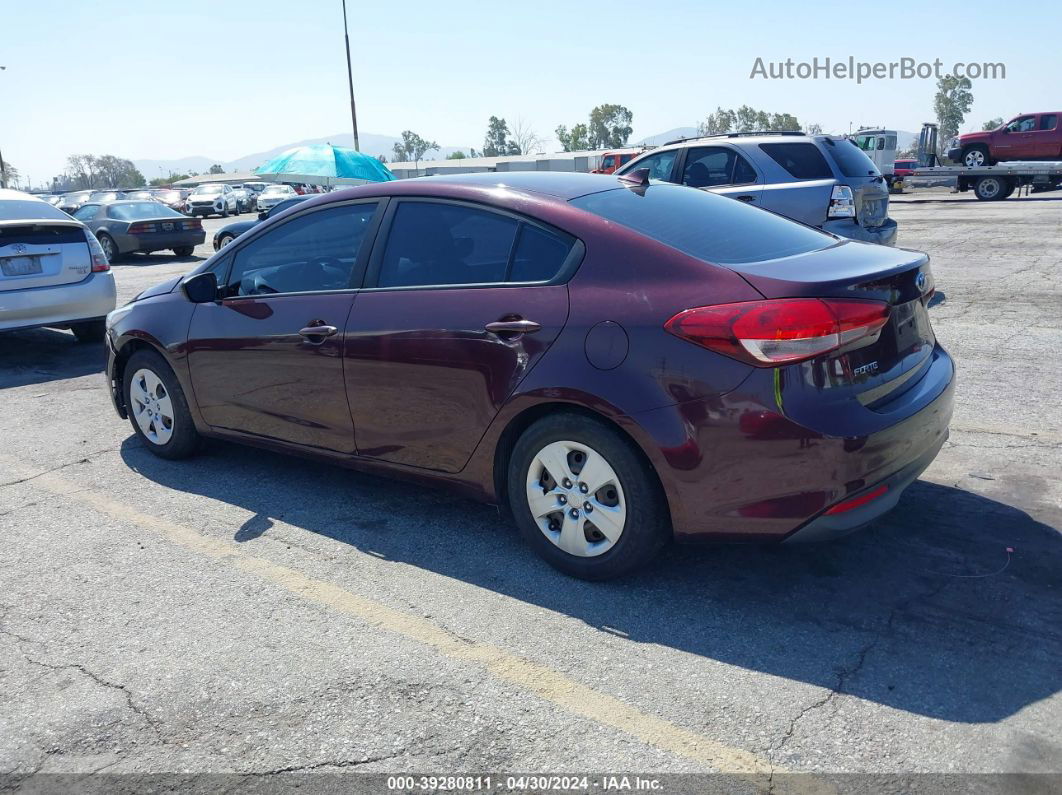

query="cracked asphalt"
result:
[0,193,1060,786]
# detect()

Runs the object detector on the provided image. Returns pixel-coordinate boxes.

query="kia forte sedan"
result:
[104,172,953,579]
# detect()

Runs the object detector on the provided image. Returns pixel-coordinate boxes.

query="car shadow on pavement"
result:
[0,328,105,388]
[120,437,1062,725]
[111,253,203,267]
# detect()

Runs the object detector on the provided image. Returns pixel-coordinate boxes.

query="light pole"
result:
[341,0,360,151]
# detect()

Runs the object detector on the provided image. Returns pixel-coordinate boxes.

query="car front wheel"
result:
[123,349,200,459]
[962,145,992,167]
[508,413,669,580]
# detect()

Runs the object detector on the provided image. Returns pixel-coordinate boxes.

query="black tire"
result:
[507,413,670,580]
[173,246,194,257]
[962,144,993,167]
[973,175,1009,201]
[97,233,119,263]
[71,319,106,343]
[221,205,229,218]
[122,349,201,460]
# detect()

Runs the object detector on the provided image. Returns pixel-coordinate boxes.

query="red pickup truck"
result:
[948,112,1062,167]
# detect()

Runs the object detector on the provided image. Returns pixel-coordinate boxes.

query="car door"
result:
[185,200,382,453]
[345,198,576,473]
[1031,114,1059,158]
[996,115,1037,159]
[677,145,763,206]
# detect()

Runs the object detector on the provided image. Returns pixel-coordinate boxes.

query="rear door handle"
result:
[298,323,338,341]
[736,194,757,203]
[485,319,542,335]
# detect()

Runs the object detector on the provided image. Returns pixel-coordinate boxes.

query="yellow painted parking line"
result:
[0,455,777,776]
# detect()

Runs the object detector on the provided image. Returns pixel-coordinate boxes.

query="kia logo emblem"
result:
[13,243,26,254]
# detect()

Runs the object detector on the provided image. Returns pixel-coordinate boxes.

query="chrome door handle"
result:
[298,323,338,341]
[485,319,542,335]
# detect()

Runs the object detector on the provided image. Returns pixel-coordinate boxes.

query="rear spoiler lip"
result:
[0,218,87,229]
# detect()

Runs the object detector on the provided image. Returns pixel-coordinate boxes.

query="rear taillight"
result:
[183,219,202,230]
[127,223,158,234]
[665,298,890,367]
[827,185,855,219]
[85,230,110,272]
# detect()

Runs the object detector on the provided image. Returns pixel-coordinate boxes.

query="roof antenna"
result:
[617,167,650,187]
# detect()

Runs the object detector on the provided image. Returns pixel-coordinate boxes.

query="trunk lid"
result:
[0,220,93,292]
[728,240,936,411]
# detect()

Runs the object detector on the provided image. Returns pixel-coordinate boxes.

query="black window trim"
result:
[674,144,760,189]
[361,196,584,292]
[213,197,388,301]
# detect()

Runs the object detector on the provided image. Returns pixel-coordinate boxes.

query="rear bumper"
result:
[0,271,117,332]
[823,217,898,246]
[114,231,205,253]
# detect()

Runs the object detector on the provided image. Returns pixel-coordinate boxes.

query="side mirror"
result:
[182,271,219,304]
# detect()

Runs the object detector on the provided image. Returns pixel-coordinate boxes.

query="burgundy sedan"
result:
[104,172,953,579]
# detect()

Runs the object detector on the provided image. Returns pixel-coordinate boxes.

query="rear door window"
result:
[758,143,833,179]
[1039,114,1057,131]
[681,147,756,187]
[571,184,832,265]
[226,203,378,297]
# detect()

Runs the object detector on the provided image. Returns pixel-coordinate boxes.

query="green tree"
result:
[555,123,589,152]
[482,116,520,157]
[587,104,633,149]
[446,151,467,160]
[148,171,190,187]
[0,160,18,189]
[64,154,145,189]
[698,107,736,135]
[391,131,439,170]
[806,122,824,135]
[208,164,225,174]
[933,75,974,153]
[982,116,1004,131]
[700,106,801,136]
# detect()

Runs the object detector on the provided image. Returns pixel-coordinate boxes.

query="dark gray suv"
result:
[616,132,897,246]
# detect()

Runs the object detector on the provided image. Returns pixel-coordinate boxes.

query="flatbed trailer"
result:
[912,161,1062,201]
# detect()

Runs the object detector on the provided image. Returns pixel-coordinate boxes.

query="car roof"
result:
[405,171,626,200]
[650,132,831,151]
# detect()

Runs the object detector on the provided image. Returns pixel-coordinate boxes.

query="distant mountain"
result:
[132,132,472,178]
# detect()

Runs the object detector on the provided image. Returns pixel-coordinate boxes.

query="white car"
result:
[185,184,239,218]
[254,184,298,213]
[0,189,116,342]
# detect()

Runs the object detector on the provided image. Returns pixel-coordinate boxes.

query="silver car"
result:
[0,189,117,342]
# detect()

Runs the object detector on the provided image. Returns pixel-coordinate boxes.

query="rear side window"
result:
[378,202,518,287]
[226,203,378,296]
[1040,114,1057,131]
[510,225,572,282]
[758,143,833,179]
[822,139,880,177]
[571,184,832,265]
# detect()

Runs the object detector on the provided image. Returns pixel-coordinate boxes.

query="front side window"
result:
[621,149,678,182]
[378,202,518,287]
[1039,114,1057,131]
[225,203,377,297]
[759,142,833,179]
[1008,116,1036,133]
[682,147,756,187]
[601,155,616,169]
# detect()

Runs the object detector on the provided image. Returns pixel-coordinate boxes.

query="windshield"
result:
[823,138,881,177]
[570,184,833,265]
[89,192,120,201]
[154,190,180,201]
[193,185,225,195]
[262,186,290,195]
[108,202,183,220]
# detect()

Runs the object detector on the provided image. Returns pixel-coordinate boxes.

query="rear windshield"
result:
[571,184,833,265]
[0,197,74,222]
[759,143,832,179]
[823,138,880,177]
[108,202,182,220]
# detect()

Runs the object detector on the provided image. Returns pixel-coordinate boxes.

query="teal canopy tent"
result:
[255,144,395,186]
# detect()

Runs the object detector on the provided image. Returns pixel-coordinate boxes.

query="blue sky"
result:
[1,0,1056,185]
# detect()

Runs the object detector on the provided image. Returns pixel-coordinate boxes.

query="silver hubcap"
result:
[525,440,626,558]
[965,150,985,167]
[100,236,115,259]
[130,368,175,445]
[220,235,233,247]
[980,179,1000,198]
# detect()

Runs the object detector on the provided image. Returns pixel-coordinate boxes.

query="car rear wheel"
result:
[962,145,992,167]
[123,350,200,460]
[508,413,669,579]
[71,319,106,343]
[96,233,118,263]
[173,246,194,257]
[217,233,235,248]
